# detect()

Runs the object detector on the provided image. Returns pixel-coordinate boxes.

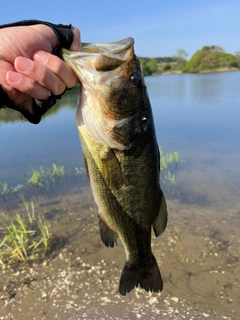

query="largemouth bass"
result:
[62,38,168,296]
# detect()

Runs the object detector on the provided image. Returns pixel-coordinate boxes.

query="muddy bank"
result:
[0,185,239,320]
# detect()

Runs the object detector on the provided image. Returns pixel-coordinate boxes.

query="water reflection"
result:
[0,85,79,125]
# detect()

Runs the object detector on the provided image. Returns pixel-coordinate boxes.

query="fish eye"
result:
[130,73,142,87]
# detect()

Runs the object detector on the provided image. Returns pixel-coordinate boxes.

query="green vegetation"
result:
[37,215,52,256]
[0,204,52,266]
[139,49,188,76]
[27,167,45,188]
[0,149,181,266]
[0,163,67,197]
[0,163,88,204]
[184,46,240,73]
[0,182,10,196]
[139,46,240,76]
[160,149,181,185]
[0,149,180,203]
[49,163,65,183]
[19,195,35,224]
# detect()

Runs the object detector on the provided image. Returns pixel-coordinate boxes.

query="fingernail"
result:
[16,58,33,72]
[33,51,48,63]
[7,71,21,83]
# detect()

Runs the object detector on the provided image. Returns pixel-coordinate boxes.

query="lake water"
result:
[0,72,240,319]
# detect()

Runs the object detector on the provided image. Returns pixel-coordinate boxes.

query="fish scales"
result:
[63,37,168,295]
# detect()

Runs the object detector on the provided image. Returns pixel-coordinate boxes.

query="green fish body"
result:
[63,38,168,295]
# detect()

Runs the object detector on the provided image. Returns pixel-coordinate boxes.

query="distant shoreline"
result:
[156,67,240,76]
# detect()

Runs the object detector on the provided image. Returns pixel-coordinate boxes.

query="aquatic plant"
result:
[160,149,181,185]
[0,150,181,202]
[26,167,45,188]
[160,149,180,170]
[12,183,26,193]
[0,182,10,196]
[50,163,65,181]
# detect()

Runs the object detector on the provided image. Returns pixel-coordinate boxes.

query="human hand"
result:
[0,22,81,123]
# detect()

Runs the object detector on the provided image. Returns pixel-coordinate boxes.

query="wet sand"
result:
[1,182,239,320]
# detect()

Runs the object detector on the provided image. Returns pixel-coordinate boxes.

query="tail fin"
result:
[119,256,163,296]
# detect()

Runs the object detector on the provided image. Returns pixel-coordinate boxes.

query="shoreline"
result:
[155,67,239,76]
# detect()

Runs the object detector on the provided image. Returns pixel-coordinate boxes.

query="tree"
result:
[175,49,188,60]
[202,46,224,52]
[234,51,240,68]
[138,58,151,76]
[174,49,188,70]
[235,51,240,57]
[184,46,239,73]
[147,58,158,74]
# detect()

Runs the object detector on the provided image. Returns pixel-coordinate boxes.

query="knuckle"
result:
[52,81,65,95]
[38,66,49,84]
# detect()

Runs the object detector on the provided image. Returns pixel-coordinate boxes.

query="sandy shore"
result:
[0,185,239,320]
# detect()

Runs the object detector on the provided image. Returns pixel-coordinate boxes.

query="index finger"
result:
[32,51,78,89]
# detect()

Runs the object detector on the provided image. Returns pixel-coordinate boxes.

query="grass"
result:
[0,150,181,266]
[19,195,35,224]
[0,200,52,267]
[0,214,36,263]
[38,216,52,255]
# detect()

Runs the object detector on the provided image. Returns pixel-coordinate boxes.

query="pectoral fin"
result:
[153,189,168,237]
[83,155,90,180]
[98,146,123,190]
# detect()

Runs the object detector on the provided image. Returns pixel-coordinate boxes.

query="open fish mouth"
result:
[62,38,142,150]
[81,37,134,54]
[63,37,134,58]
[62,38,135,75]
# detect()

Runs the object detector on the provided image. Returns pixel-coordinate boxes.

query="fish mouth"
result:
[62,37,134,74]
[81,37,134,55]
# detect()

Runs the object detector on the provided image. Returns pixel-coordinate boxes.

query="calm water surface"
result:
[0,71,240,319]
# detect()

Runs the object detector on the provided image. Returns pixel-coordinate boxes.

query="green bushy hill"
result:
[184,46,239,73]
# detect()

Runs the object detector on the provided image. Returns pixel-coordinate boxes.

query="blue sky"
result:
[1,0,240,59]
